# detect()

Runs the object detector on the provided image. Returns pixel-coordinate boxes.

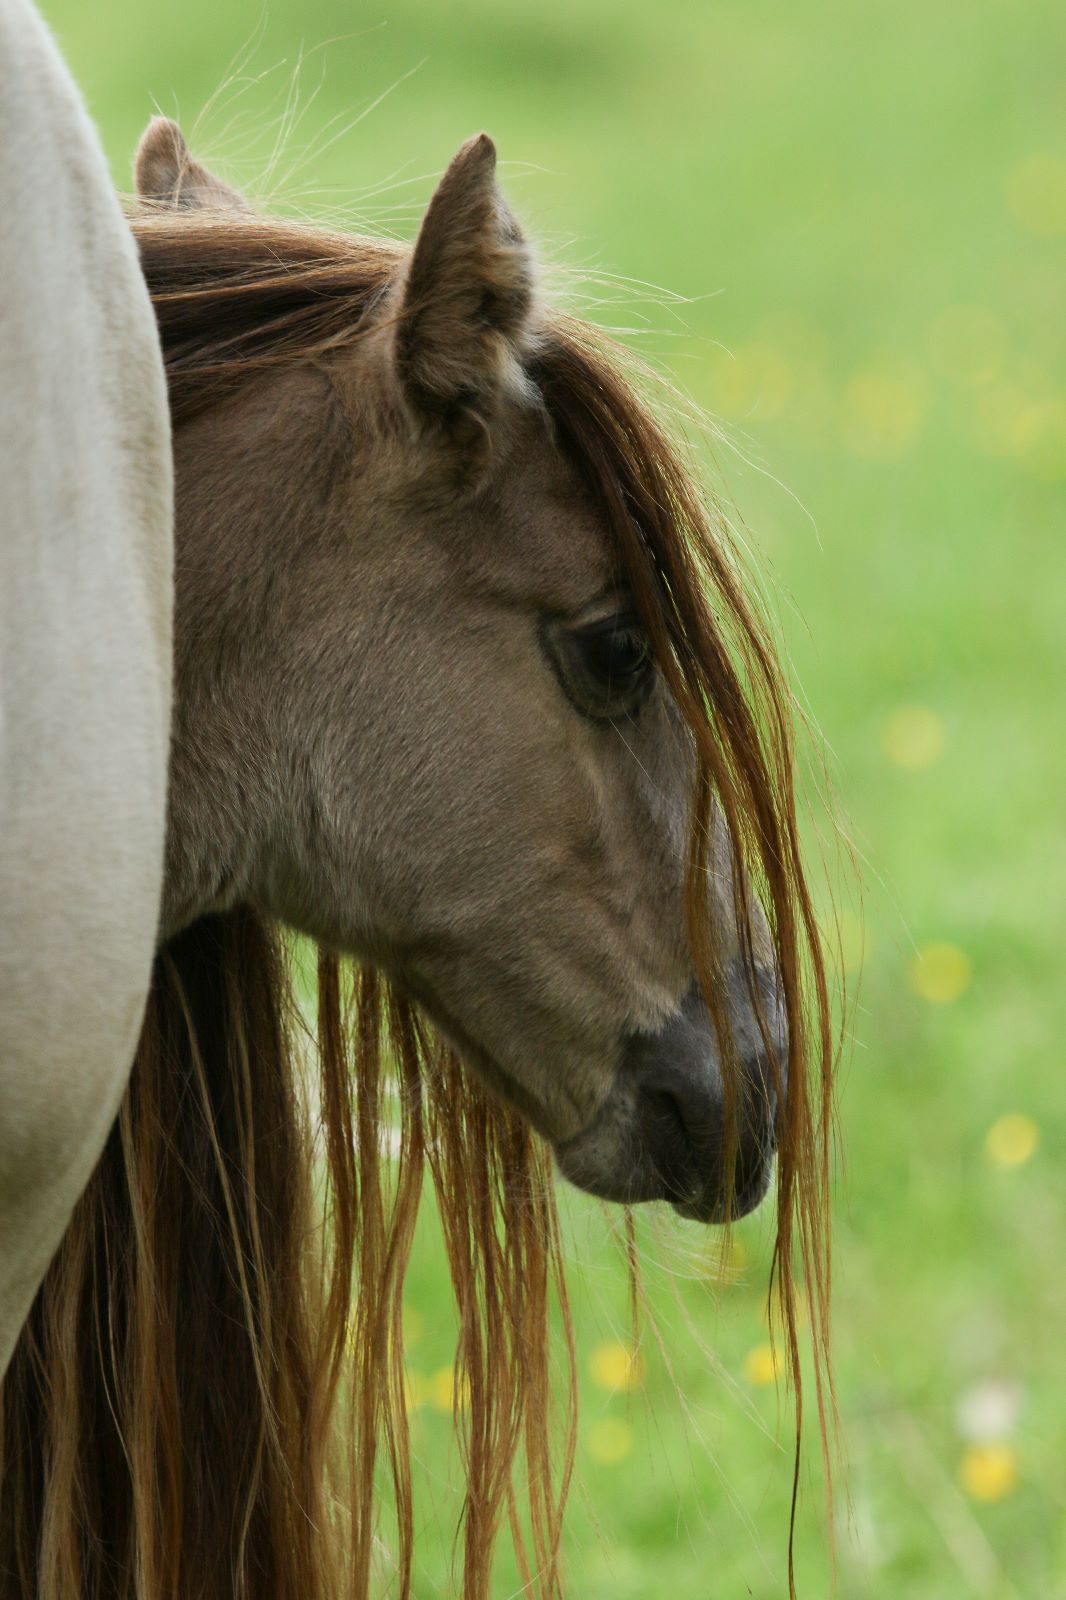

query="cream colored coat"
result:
[0,0,172,1370]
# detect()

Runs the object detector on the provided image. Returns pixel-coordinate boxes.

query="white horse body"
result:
[0,0,172,1369]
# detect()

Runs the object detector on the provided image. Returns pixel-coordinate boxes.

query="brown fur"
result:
[0,123,836,1598]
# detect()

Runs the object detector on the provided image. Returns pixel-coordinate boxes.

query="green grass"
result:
[40,0,1066,1592]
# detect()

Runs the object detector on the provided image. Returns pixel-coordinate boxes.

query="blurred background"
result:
[41,0,1065,1593]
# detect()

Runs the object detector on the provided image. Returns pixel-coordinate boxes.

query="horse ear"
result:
[134,118,248,211]
[395,134,538,421]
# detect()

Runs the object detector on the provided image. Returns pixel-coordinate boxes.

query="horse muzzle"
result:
[554,971,787,1224]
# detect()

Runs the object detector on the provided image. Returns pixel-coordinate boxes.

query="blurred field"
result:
[41,0,1066,1593]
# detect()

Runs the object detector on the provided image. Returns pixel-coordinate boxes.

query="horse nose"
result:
[622,973,786,1220]
[635,1073,777,1218]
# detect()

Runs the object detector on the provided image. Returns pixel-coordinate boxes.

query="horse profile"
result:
[0,118,834,1599]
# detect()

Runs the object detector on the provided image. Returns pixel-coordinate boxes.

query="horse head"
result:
[142,119,793,1227]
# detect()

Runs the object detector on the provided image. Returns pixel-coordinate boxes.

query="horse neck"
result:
[161,364,356,946]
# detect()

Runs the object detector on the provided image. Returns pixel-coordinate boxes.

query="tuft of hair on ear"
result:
[393,133,540,437]
[134,116,249,212]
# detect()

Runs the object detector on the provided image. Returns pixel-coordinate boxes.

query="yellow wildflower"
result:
[908,944,971,1004]
[984,1114,1039,1169]
[882,706,945,771]
[426,1365,470,1414]
[1006,154,1066,239]
[586,1419,633,1464]
[588,1341,644,1392]
[743,1342,781,1387]
[843,364,927,459]
[959,1444,1019,1502]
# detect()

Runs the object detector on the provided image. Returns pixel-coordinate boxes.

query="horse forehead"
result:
[463,432,618,603]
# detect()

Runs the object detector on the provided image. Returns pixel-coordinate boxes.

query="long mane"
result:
[0,210,836,1599]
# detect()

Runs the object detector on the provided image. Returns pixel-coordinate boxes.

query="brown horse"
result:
[0,120,834,1599]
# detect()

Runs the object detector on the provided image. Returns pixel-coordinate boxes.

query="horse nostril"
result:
[637,1085,700,1202]
[641,1086,689,1145]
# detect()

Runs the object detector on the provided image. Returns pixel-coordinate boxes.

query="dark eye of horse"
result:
[543,610,655,721]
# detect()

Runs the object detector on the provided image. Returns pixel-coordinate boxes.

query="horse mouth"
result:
[555,1138,776,1224]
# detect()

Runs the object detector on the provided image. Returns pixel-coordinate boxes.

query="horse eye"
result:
[544,611,655,721]
[576,616,651,689]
